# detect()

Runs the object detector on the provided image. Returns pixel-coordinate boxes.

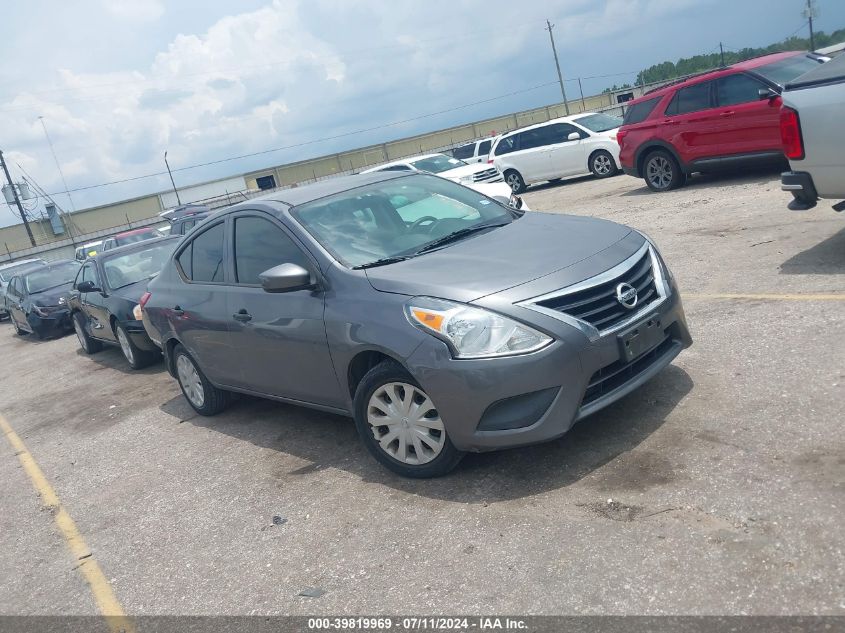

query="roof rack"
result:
[643,67,725,95]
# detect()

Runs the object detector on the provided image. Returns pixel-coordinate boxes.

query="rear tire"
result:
[353,361,464,478]
[643,150,685,192]
[173,344,230,416]
[115,322,158,370]
[504,169,526,194]
[73,311,103,353]
[589,150,618,178]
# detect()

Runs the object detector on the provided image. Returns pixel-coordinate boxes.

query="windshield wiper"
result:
[352,255,415,270]
[414,222,509,255]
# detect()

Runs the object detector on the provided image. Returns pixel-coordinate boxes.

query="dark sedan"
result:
[68,236,179,369]
[143,172,692,478]
[6,259,81,339]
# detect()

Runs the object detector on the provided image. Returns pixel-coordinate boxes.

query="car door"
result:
[542,122,590,178]
[712,72,782,155]
[170,219,236,386]
[507,128,553,184]
[6,277,26,326]
[662,79,722,163]
[76,262,114,342]
[223,211,344,407]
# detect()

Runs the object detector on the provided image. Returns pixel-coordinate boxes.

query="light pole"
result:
[164,151,182,206]
[546,20,570,115]
[0,150,35,246]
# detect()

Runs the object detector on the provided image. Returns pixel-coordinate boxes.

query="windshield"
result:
[116,229,162,246]
[0,262,42,283]
[23,261,81,294]
[575,113,623,132]
[103,240,178,289]
[292,174,515,268]
[754,54,822,86]
[409,155,467,174]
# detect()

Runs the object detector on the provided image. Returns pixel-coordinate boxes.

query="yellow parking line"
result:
[685,293,845,301]
[0,414,134,633]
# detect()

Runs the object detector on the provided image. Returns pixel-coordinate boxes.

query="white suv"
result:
[490,113,623,193]
[449,137,498,163]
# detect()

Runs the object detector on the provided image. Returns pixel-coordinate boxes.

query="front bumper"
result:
[405,284,691,452]
[781,171,818,210]
[28,309,72,338]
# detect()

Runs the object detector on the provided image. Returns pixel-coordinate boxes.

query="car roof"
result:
[245,171,409,208]
[114,227,160,238]
[497,112,603,139]
[19,259,78,276]
[88,236,180,262]
[0,257,44,271]
[629,51,805,104]
[361,153,453,172]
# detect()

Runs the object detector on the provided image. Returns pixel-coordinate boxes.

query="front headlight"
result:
[637,231,674,283]
[405,297,552,359]
[58,296,67,305]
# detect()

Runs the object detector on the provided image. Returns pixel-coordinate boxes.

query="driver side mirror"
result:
[260,263,314,293]
[758,87,779,100]
[76,281,100,293]
[567,132,581,141]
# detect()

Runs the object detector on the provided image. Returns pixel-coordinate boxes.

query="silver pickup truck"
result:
[780,52,845,212]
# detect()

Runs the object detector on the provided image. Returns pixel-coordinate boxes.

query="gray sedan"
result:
[142,172,692,477]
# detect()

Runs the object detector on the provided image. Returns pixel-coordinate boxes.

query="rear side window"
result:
[715,73,765,106]
[666,81,713,115]
[451,144,475,160]
[622,97,660,125]
[178,222,225,283]
[234,216,309,285]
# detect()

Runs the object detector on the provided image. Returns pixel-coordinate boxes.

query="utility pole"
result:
[0,150,36,247]
[546,20,570,115]
[803,0,818,50]
[719,42,725,66]
[164,151,182,206]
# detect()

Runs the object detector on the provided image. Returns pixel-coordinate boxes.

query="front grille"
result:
[581,335,676,407]
[472,168,503,183]
[536,250,658,332]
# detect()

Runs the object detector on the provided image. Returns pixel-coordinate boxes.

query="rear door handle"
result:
[719,111,735,117]
[661,119,678,125]
[233,309,252,322]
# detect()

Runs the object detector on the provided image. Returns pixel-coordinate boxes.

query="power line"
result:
[46,80,560,196]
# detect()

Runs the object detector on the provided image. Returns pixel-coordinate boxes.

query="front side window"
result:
[7,277,20,298]
[292,174,515,268]
[409,155,466,174]
[23,262,81,294]
[666,81,713,115]
[78,263,99,288]
[234,216,310,284]
[103,240,178,289]
[715,73,765,106]
[178,222,225,283]
[493,135,517,156]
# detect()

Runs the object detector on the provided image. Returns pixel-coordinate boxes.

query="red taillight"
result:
[780,106,804,160]
[487,158,494,164]
[616,129,628,147]
[139,291,151,310]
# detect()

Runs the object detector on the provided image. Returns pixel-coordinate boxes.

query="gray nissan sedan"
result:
[142,172,692,477]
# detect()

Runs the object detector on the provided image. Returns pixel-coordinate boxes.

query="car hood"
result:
[439,163,494,180]
[364,212,640,303]
[31,281,74,306]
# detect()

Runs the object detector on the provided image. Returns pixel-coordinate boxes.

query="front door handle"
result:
[719,110,735,117]
[233,309,252,322]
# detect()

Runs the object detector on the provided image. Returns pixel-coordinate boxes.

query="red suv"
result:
[617,52,825,192]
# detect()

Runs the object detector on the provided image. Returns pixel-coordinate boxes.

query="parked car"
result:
[617,51,827,192]
[5,259,81,338]
[361,153,523,209]
[779,52,845,211]
[68,236,179,369]
[449,137,498,164]
[102,227,163,251]
[142,172,691,478]
[489,113,623,193]
[74,240,104,262]
[0,258,46,319]
[160,204,212,236]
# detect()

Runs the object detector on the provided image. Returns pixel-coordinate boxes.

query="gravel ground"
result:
[0,167,843,616]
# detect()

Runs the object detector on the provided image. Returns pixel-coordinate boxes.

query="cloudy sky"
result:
[1,0,843,225]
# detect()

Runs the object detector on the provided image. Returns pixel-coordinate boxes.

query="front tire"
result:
[73,312,103,353]
[353,362,464,478]
[173,344,230,416]
[589,150,618,178]
[115,322,158,370]
[643,150,685,192]
[504,169,526,194]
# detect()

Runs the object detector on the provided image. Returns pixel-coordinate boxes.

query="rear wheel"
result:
[589,150,618,178]
[73,312,102,353]
[173,344,230,415]
[504,169,526,194]
[115,322,158,370]
[353,361,464,478]
[643,150,685,192]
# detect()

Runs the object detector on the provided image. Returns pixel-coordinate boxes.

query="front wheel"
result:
[589,150,618,178]
[504,170,526,194]
[173,344,230,416]
[115,322,158,370]
[73,312,103,353]
[353,362,464,478]
[643,150,685,192]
